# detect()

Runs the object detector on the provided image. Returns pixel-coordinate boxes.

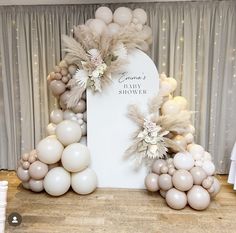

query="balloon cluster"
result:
[85,6,152,51]
[17,120,97,196]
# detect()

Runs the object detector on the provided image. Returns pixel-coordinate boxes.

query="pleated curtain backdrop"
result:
[0,1,236,173]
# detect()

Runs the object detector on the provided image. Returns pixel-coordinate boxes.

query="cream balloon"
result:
[29,161,49,180]
[173,96,188,110]
[158,174,173,191]
[21,153,29,161]
[22,161,30,170]
[17,167,30,182]
[190,167,207,185]
[184,133,194,144]
[71,168,97,195]
[187,185,210,210]
[107,23,120,36]
[61,143,90,172]
[50,109,63,124]
[56,120,82,146]
[202,161,216,176]
[113,7,132,26]
[172,170,193,191]
[46,123,57,136]
[63,110,75,120]
[159,190,167,198]
[50,80,66,96]
[44,167,71,196]
[173,152,194,170]
[132,8,147,25]
[89,19,107,35]
[166,188,187,210]
[159,80,173,96]
[152,159,167,175]
[210,177,221,197]
[145,173,159,192]
[95,6,113,24]
[203,151,212,161]
[161,99,181,115]
[166,77,177,92]
[36,137,64,164]
[29,179,44,192]
[188,144,204,158]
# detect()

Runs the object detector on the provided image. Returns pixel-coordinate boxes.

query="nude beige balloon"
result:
[50,109,63,124]
[29,161,49,180]
[166,188,187,210]
[29,179,44,192]
[190,167,207,185]
[145,173,159,192]
[17,166,30,182]
[187,185,210,210]
[152,159,167,175]
[50,80,66,96]
[72,99,86,113]
[158,174,173,191]
[21,153,29,161]
[159,190,167,198]
[210,177,221,197]
[172,170,193,191]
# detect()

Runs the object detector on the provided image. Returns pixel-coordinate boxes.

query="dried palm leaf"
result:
[148,95,163,114]
[163,137,185,152]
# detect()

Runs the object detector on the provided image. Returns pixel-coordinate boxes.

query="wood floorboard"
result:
[0,171,235,233]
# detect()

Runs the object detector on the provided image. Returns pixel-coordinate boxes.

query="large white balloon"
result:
[50,109,63,124]
[61,143,90,172]
[36,137,64,164]
[132,8,147,25]
[56,120,82,146]
[44,167,71,196]
[89,19,107,35]
[95,6,113,24]
[71,168,97,195]
[173,152,194,170]
[113,7,132,26]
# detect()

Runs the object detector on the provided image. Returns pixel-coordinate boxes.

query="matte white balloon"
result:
[61,143,90,172]
[95,6,113,24]
[46,123,57,136]
[89,19,107,35]
[187,185,210,210]
[44,167,71,196]
[173,96,188,110]
[161,99,181,115]
[50,109,63,124]
[202,161,215,176]
[166,188,187,210]
[71,168,97,195]
[132,8,147,25]
[173,152,194,170]
[56,120,82,146]
[36,137,64,164]
[203,151,212,161]
[113,7,132,26]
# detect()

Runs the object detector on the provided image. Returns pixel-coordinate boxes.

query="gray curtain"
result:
[0,1,235,173]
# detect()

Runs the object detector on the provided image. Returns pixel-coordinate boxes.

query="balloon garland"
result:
[126,73,221,210]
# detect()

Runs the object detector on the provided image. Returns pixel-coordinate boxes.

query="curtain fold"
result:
[0,1,235,173]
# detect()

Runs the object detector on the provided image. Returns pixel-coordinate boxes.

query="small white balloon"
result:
[44,167,71,196]
[166,77,177,92]
[202,161,216,176]
[203,151,212,161]
[61,143,90,173]
[113,7,132,26]
[89,19,107,35]
[36,137,64,164]
[46,123,57,136]
[173,152,194,170]
[50,109,63,124]
[184,133,194,144]
[63,110,75,120]
[173,96,188,110]
[159,80,173,96]
[71,168,97,195]
[56,120,82,146]
[132,8,147,25]
[95,6,113,24]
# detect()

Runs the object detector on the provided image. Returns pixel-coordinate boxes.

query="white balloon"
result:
[63,110,75,120]
[50,109,63,124]
[140,26,152,40]
[188,144,204,158]
[80,122,87,136]
[80,136,87,145]
[71,168,97,195]
[61,143,90,172]
[46,123,57,136]
[56,120,82,146]
[36,137,64,164]
[186,124,195,134]
[159,80,173,96]
[132,8,147,25]
[202,161,215,176]
[173,152,194,170]
[184,133,194,144]
[85,18,93,26]
[173,96,188,110]
[161,99,181,115]
[44,167,71,196]
[95,6,113,24]
[166,77,177,92]
[89,19,107,35]
[107,23,121,36]
[113,7,132,26]
[203,151,212,161]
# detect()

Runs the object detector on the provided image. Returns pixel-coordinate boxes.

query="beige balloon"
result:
[50,80,66,96]
[210,177,221,197]
[17,166,30,182]
[72,99,86,113]
[152,159,167,175]
[145,173,159,192]
[159,190,167,198]
[29,179,44,192]
[172,170,193,191]
[172,135,187,151]
[50,109,63,124]
[158,174,173,191]
[190,167,207,185]
[166,188,187,210]
[29,161,49,180]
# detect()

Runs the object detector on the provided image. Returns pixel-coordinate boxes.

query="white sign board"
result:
[87,49,159,188]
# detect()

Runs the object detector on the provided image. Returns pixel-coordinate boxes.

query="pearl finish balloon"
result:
[145,173,159,192]
[56,120,82,146]
[95,7,113,24]
[29,179,44,192]
[184,133,194,144]
[22,182,30,190]
[190,167,207,185]
[113,7,132,26]
[72,99,86,113]
[29,161,49,180]
[159,190,167,198]
[168,168,176,176]
[71,168,97,195]
[28,154,37,164]
[187,185,210,210]
[50,109,63,124]
[22,161,30,170]
[166,188,187,210]
[173,96,187,110]
[132,8,147,25]
[50,80,66,96]
[172,170,193,191]
[36,137,64,164]
[152,159,167,175]
[211,177,221,197]
[44,167,71,196]
[61,143,90,172]
[21,153,29,161]
[173,152,194,170]
[202,161,215,176]
[172,135,187,151]
[160,166,168,174]
[17,167,30,182]
[158,174,173,191]
[63,110,75,120]
[46,123,57,136]
[161,99,181,115]
[202,178,212,189]
[89,19,107,35]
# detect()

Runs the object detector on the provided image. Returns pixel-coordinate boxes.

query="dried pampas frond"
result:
[66,85,86,109]
[127,105,145,126]
[148,95,163,114]
[163,137,185,152]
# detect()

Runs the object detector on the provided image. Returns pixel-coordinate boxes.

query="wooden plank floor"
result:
[0,171,236,233]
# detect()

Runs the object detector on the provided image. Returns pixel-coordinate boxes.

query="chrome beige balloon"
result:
[166,188,187,210]
[172,170,193,191]
[29,179,44,192]
[145,173,159,192]
[158,174,173,191]
[152,159,167,175]
[190,166,207,185]
[29,161,49,180]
